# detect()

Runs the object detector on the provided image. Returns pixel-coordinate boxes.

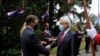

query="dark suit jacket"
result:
[21,27,49,56]
[51,30,77,56]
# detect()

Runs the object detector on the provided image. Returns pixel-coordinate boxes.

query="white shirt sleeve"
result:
[86,22,97,39]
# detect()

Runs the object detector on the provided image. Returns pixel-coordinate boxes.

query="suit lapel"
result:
[58,30,71,46]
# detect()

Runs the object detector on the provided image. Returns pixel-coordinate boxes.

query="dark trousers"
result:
[94,41,98,51]
[76,37,82,55]
[85,37,90,52]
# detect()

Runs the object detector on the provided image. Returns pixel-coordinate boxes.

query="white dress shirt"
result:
[62,28,70,39]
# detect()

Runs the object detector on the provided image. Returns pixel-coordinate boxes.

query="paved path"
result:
[78,46,100,56]
[40,46,100,56]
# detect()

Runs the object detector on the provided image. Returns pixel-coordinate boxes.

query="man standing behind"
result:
[75,22,83,55]
[46,15,77,56]
[20,15,49,56]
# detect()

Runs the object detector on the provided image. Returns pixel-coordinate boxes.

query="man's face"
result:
[85,22,91,29]
[31,19,38,28]
[60,19,69,30]
[45,23,49,29]
[77,22,80,28]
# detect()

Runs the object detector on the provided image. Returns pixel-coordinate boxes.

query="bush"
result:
[0,48,21,56]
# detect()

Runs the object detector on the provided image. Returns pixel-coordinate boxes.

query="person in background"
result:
[94,40,98,51]
[52,20,60,38]
[43,23,52,39]
[94,26,98,51]
[85,21,100,45]
[20,15,49,56]
[42,22,53,46]
[75,22,83,55]
[85,35,90,53]
[83,23,90,53]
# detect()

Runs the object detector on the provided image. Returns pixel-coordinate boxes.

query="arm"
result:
[45,35,58,50]
[86,21,97,39]
[30,34,49,56]
[51,39,58,49]
[86,21,100,45]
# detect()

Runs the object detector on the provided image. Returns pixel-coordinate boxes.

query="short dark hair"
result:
[25,15,38,25]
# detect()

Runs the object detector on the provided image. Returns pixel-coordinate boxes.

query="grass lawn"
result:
[50,47,57,56]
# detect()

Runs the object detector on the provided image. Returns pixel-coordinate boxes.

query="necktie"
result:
[60,32,64,43]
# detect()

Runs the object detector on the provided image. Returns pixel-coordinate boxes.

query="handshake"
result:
[41,41,52,50]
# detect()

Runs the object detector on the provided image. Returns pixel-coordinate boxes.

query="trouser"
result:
[85,37,90,52]
[76,37,82,55]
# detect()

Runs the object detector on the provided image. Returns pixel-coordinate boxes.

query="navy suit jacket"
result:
[51,30,77,56]
[21,27,49,56]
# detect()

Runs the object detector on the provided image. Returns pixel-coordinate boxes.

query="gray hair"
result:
[60,15,71,27]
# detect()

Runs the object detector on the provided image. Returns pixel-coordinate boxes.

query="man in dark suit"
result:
[20,15,49,56]
[46,15,77,56]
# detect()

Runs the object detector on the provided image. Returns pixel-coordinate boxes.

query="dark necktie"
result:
[60,32,64,43]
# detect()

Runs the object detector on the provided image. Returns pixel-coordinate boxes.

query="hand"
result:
[41,41,47,45]
[48,38,52,41]
[45,45,51,51]
[48,38,56,42]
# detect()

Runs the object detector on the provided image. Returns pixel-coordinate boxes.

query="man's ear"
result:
[35,19,38,24]
[33,24,36,26]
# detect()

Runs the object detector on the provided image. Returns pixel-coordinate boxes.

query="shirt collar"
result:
[26,26,33,31]
[64,28,70,35]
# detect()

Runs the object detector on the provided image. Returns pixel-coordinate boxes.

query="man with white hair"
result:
[46,15,77,56]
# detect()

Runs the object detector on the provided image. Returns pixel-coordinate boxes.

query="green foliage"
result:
[89,14,96,24]
[60,3,70,13]
[71,24,77,32]
[35,29,43,39]
[50,47,57,55]
[75,0,92,7]
[1,48,20,56]
[34,24,44,39]
[25,7,32,14]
